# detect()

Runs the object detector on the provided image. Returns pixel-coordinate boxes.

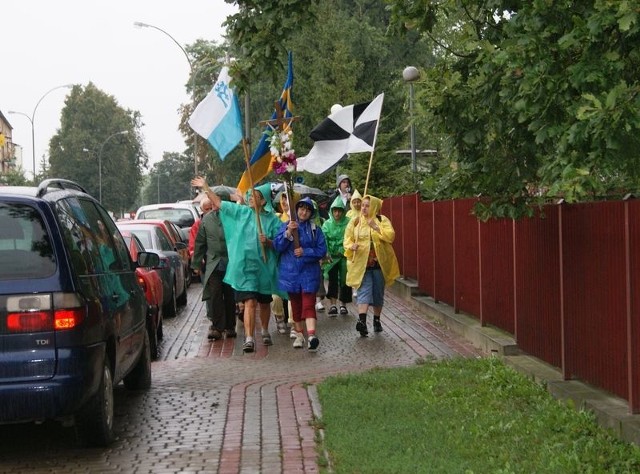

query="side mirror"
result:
[137,251,160,268]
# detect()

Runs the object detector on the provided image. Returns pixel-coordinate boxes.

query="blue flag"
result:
[188,67,243,160]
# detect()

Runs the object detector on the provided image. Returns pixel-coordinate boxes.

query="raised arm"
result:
[191,176,221,209]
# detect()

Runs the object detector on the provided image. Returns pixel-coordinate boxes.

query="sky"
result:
[2,0,238,177]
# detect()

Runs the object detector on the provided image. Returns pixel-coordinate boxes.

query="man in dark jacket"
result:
[192,189,236,340]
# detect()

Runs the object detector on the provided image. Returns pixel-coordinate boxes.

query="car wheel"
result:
[157,309,164,341]
[147,312,159,361]
[185,262,192,287]
[163,282,177,318]
[75,358,115,447]
[123,330,152,390]
[177,280,188,306]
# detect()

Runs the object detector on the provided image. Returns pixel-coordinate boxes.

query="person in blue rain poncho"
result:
[273,197,327,352]
[192,176,282,353]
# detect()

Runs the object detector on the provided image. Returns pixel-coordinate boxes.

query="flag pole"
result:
[242,138,267,262]
[363,103,383,197]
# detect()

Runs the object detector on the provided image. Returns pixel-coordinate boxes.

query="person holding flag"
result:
[192,177,282,353]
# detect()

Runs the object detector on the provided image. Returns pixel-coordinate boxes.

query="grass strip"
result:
[316,357,640,473]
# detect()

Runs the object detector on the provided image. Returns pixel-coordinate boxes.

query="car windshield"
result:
[0,203,56,280]
[138,209,194,228]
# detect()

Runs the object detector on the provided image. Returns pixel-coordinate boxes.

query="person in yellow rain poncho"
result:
[344,194,399,337]
[346,189,362,220]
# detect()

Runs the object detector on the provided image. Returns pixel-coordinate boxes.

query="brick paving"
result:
[0,283,481,473]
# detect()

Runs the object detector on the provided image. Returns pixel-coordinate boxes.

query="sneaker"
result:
[328,305,338,316]
[290,328,298,339]
[315,301,325,311]
[242,339,255,353]
[339,305,348,315]
[276,318,287,335]
[262,332,273,345]
[208,326,222,340]
[373,319,383,332]
[293,333,305,348]
[356,320,369,337]
[308,336,320,352]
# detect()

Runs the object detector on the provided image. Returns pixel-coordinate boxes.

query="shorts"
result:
[356,267,384,307]
[235,291,273,304]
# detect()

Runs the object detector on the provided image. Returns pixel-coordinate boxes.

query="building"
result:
[0,111,18,175]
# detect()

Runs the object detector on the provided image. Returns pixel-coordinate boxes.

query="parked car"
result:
[116,220,188,317]
[0,179,158,446]
[135,204,199,279]
[121,230,164,360]
[135,202,200,232]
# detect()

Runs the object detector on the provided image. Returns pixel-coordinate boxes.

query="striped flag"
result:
[297,93,384,174]
[236,51,294,194]
[188,67,243,160]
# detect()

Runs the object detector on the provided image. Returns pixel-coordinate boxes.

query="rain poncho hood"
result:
[245,183,274,213]
[346,189,362,220]
[344,194,400,288]
[295,197,316,219]
[336,174,352,189]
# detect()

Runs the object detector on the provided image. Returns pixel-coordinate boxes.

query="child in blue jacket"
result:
[273,197,327,351]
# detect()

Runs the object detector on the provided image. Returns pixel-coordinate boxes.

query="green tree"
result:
[0,168,28,186]
[141,152,196,205]
[48,83,146,214]
[388,0,640,218]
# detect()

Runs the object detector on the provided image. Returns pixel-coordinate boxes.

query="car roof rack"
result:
[36,179,88,198]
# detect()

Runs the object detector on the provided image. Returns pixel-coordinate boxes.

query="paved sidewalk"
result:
[0,286,481,473]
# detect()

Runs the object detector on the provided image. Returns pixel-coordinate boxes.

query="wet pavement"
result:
[0,281,481,473]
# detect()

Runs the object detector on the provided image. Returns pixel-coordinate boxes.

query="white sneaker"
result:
[276,318,287,335]
[290,328,298,339]
[293,333,305,348]
[315,301,325,311]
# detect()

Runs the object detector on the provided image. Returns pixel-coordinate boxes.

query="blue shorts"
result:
[356,267,384,307]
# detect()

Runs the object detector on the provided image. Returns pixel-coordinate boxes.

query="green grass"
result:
[316,357,640,473]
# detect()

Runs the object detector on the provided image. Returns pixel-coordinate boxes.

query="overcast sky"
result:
[2,0,237,177]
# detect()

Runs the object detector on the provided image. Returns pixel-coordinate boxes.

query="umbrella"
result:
[273,183,327,199]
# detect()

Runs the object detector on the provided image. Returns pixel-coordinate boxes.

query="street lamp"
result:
[402,66,420,175]
[134,21,199,176]
[8,84,74,180]
[98,131,129,204]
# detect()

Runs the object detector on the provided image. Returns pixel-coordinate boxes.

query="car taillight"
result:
[7,311,54,332]
[6,293,86,333]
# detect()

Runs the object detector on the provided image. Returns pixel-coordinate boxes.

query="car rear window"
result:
[0,204,56,280]
[138,209,195,228]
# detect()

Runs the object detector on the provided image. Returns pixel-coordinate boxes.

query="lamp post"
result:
[134,21,198,176]
[402,66,420,175]
[8,83,74,180]
[98,131,129,204]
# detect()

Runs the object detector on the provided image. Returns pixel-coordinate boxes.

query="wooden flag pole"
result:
[242,138,267,262]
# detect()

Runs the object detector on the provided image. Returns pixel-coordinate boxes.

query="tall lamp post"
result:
[134,21,198,176]
[402,66,420,175]
[98,131,129,204]
[9,83,74,180]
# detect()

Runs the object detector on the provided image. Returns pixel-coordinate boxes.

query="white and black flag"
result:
[297,93,384,174]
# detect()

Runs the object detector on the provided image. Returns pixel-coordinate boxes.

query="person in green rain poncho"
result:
[321,196,352,316]
[191,176,282,353]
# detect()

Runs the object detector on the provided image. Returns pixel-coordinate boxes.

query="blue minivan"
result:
[0,179,158,446]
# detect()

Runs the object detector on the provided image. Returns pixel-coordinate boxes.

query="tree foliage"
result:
[48,83,146,215]
[140,152,195,205]
[388,0,640,218]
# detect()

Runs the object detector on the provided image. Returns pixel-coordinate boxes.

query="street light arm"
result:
[133,22,193,72]
[32,84,75,123]
[7,111,33,126]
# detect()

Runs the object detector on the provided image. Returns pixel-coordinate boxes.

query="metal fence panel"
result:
[562,201,627,400]
[514,205,562,368]
[454,199,481,316]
